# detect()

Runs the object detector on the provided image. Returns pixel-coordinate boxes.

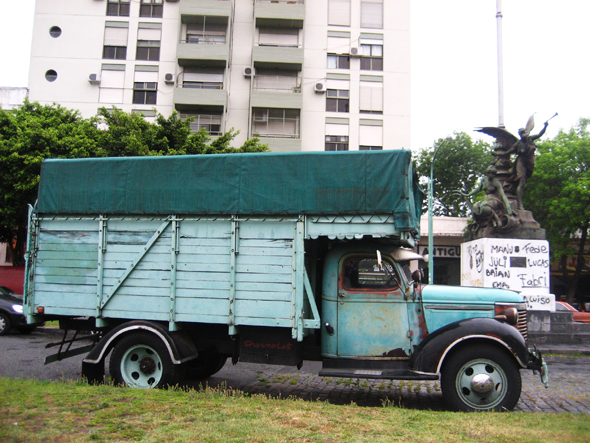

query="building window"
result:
[182,67,224,89]
[328,0,351,26]
[359,81,383,114]
[253,69,300,92]
[186,19,227,44]
[45,70,58,82]
[327,54,350,69]
[360,44,383,71]
[258,27,299,47]
[103,24,128,60]
[361,0,383,29]
[140,0,163,18]
[133,82,157,105]
[325,135,349,151]
[359,124,383,150]
[49,26,62,38]
[326,89,349,113]
[107,0,130,17]
[99,68,125,104]
[252,108,300,138]
[103,46,127,60]
[136,27,161,61]
[359,146,382,151]
[181,113,222,135]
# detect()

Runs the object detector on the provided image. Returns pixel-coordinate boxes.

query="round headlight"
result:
[12,304,23,314]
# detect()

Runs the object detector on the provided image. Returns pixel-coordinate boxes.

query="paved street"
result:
[1,329,589,413]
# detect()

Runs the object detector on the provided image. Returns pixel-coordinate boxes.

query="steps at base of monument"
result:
[529,332,590,345]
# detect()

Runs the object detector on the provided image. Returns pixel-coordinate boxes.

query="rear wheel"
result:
[441,344,521,412]
[0,313,11,336]
[185,350,227,380]
[109,332,184,389]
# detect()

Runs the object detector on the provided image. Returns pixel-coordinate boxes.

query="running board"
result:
[318,368,439,381]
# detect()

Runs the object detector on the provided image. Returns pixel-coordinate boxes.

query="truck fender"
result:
[409,317,529,375]
[83,320,198,366]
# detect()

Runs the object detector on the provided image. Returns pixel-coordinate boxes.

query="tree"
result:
[415,132,493,217]
[524,119,590,305]
[96,108,269,156]
[0,103,269,265]
[0,101,101,265]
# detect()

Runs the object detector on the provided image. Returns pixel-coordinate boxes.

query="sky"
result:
[1,0,588,150]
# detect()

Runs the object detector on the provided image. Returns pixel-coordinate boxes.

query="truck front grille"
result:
[517,308,528,343]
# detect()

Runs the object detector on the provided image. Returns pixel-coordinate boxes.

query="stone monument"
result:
[459,114,557,306]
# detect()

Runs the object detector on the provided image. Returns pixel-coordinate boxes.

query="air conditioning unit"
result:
[243,66,255,77]
[164,73,175,84]
[88,73,101,85]
[314,81,326,93]
[350,47,361,57]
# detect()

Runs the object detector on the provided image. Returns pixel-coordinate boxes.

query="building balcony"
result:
[251,90,302,109]
[180,0,231,21]
[254,0,305,28]
[176,42,229,67]
[252,46,303,70]
[173,86,227,108]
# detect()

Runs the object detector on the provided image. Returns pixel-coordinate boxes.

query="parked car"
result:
[555,301,590,323]
[0,286,38,335]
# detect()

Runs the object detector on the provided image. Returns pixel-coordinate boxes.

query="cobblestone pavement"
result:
[2,331,590,413]
[201,355,590,413]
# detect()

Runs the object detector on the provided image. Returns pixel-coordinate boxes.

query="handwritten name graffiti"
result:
[467,245,484,273]
[462,240,550,292]
[523,294,554,311]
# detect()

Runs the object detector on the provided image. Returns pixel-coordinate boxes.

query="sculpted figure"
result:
[476,114,555,211]
[458,165,516,231]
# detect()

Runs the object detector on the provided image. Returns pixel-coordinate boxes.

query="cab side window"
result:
[343,257,399,290]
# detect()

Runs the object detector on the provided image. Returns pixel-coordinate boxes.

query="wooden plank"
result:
[35,266,97,278]
[36,259,97,269]
[239,221,297,239]
[38,243,97,253]
[34,290,95,309]
[39,231,98,244]
[236,263,292,275]
[35,274,97,286]
[234,299,292,320]
[176,287,230,299]
[235,290,291,302]
[36,282,97,295]
[236,273,293,284]
[175,297,231,317]
[36,250,97,261]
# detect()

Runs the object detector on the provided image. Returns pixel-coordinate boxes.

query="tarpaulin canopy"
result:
[36,150,424,232]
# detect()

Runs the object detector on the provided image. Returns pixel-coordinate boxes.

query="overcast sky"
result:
[1,0,588,150]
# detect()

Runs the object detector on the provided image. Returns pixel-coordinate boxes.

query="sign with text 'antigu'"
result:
[461,238,550,295]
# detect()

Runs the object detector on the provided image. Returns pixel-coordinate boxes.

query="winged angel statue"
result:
[460,113,555,235]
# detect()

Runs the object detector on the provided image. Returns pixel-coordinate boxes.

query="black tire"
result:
[185,350,227,380]
[109,331,185,389]
[441,344,522,412]
[0,313,11,336]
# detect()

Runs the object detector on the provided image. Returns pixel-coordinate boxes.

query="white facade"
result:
[0,87,28,110]
[28,0,411,151]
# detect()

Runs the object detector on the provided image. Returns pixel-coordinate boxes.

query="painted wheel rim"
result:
[455,358,508,410]
[120,344,163,388]
[0,316,6,333]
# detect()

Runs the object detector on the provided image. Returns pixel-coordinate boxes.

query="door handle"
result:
[338,292,347,298]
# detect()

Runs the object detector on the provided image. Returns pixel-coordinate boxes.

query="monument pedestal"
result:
[461,238,551,300]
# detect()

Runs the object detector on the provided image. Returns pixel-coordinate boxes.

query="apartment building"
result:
[28,0,410,151]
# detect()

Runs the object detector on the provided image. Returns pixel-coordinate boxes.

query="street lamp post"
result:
[428,137,452,284]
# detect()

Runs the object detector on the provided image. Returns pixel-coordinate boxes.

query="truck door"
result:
[336,254,412,358]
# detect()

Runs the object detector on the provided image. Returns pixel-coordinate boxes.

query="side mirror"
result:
[412,269,422,284]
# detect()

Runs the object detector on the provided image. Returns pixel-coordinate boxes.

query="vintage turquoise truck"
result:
[24,150,547,411]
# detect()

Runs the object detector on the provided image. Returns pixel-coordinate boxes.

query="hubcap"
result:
[120,345,163,388]
[456,359,507,409]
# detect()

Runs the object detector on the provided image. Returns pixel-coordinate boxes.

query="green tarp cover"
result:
[36,150,424,232]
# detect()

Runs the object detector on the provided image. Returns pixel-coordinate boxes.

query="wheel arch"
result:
[84,320,198,366]
[410,317,529,375]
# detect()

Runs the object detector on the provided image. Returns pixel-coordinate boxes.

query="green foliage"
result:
[524,118,590,301]
[415,132,493,216]
[0,100,100,265]
[0,102,268,265]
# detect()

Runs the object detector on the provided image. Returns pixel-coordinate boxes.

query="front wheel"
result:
[0,313,11,336]
[109,332,184,389]
[441,344,521,412]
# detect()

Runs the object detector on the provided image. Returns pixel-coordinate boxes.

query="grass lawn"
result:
[1,377,589,442]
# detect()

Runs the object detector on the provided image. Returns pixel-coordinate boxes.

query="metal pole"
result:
[496,0,505,128]
[428,137,451,284]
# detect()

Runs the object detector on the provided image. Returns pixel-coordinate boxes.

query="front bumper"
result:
[527,348,549,388]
